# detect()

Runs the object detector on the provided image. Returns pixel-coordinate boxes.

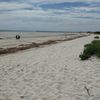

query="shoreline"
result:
[0,34,90,55]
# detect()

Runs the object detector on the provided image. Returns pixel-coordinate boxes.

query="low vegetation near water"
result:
[94,36,99,39]
[87,31,100,35]
[80,39,100,60]
[94,31,100,35]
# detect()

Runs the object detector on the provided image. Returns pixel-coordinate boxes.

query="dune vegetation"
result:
[80,39,100,60]
[94,36,99,39]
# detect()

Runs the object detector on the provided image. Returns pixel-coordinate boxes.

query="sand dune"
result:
[0,35,100,100]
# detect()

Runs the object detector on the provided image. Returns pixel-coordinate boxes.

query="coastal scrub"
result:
[80,40,100,60]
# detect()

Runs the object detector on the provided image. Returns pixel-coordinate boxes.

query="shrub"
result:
[79,40,100,60]
[94,36,99,39]
[79,53,90,60]
[94,31,100,35]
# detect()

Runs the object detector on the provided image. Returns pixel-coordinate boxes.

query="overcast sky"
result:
[0,0,100,32]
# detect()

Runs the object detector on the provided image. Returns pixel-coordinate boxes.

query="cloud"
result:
[0,2,32,11]
[0,0,100,31]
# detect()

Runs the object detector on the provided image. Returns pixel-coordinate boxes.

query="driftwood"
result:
[84,86,90,96]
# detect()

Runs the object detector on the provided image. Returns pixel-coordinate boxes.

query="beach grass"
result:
[80,40,100,60]
[94,36,99,39]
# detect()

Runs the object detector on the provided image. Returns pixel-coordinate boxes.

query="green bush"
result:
[79,40,100,60]
[94,36,99,39]
[94,31,100,35]
[79,53,90,60]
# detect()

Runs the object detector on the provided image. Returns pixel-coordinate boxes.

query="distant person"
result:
[16,35,20,40]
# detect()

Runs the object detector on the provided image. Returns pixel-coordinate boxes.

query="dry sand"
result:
[0,33,87,48]
[0,35,100,100]
[0,33,88,55]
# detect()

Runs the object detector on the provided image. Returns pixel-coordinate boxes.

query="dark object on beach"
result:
[39,40,57,45]
[0,42,39,55]
[16,35,20,40]
[20,96,24,99]
[0,38,3,40]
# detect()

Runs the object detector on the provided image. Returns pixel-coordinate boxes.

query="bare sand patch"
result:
[0,35,100,100]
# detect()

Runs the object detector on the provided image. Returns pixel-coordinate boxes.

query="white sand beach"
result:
[0,32,87,48]
[0,35,100,100]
